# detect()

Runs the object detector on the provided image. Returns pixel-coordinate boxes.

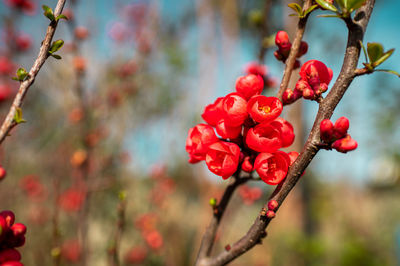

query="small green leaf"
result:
[374,69,400,78]
[315,0,338,12]
[347,0,366,12]
[303,5,319,17]
[118,190,127,201]
[209,198,217,207]
[49,39,64,54]
[288,3,303,16]
[336,0,347,9]
[55,14,68,21]
[13,108,26,124]
[367,42,384,63]
[13,68,28,81]
[372,49,394,68]
[50,54,62,60]
[359,41,369,63]
[42,5,55,21]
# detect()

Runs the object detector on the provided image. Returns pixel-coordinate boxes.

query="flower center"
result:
[258,105,270,114]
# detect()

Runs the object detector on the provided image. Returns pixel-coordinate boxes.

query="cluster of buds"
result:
[186,73,299,185]
[0,210,27,266]
[320,117,358,153]
[283,60,333,104]
[274,31,308,68]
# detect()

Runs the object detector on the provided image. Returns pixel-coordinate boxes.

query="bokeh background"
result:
[0,0,399,265]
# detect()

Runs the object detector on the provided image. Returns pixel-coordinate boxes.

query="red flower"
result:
[246,122,282,153]
[241,156,253,173]
[201,97,224,126]
[215,119,242,139]
[205,141,240,179]
[61,239,81,263]
[58,188,86,212]
[185,124,218,162]
[244,62,268,77]
[15,34,31,51]
[269,117,295,148]
[235,74,264,100]
[333,116,349,139]
[19,175,47,202]
[125,246,147,264]
[0,249,21,263]
[4,0,36,15]
[0,57,14,76]
[287,151,299,166]
[222,93,248,126]
[254,151,290,185]
[299,60,332,85]
[247,96,282,123]
[332,135,358,153]
[238,185,262,205]
[143,230,163,251]
[320,119,334,142]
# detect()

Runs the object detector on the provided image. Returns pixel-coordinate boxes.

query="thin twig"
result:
[0,0,66,145]
[200,1,375,265]
[195,173,249,264]
[108,193,127,266]
[277,0,313,101]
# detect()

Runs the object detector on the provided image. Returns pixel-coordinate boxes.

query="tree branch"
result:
[203,1,376,265]
[277,0,313,101]
[0,0,66,145]
[195,174,250,265]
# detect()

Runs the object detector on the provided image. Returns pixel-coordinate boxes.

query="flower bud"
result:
[320,119,334,142]
[302,88,314,99]
[275,31,290,47]
[267,200,278,211]
[274,50,283,61]
[297,41,308,57]
[0,167,6,181]
[235,74,264,100]
[332,135,358,153]
[266,210,276,219]
[241,156,253,173]
[333,117,349,139]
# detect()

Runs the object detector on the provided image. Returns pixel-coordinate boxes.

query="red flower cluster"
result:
[320,117,358,153]
[238,185,262,205]
[58,187,86,212]
[0,210,26,266]
[19,175,47,202]
[274,31,308,68]
[4,0,36,15]
[186,74,297,185]
[134,213,163,251]
[283,60,333,104]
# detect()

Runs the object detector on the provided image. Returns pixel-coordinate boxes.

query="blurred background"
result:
[0,0,399,265]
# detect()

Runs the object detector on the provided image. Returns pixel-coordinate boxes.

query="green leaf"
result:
[49,40,64,54]
[288,3,303,16]
[303,5,319,17]
[336,0,347,9]
[55,14,68,21]
[42,5,55,21]
[359,41,369,63]
[347,0,366,12]
[13,108,26,124]
[367,42,384,63]
[372,49,394,68]
[315,0,338,12]
[50,54,62,60]
[374,69,400,78]
[12,68,28,81]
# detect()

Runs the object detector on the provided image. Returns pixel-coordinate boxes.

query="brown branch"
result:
[195,174,250,265]
[201,1,376,265]
[277,0,313,101]
[0,0,66,145]
[258,0,274,62]
[108,193,127,266]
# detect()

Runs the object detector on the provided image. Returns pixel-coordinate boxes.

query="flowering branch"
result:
[0,0,66,145]
[197,0,376,265]
[277,0,313,101]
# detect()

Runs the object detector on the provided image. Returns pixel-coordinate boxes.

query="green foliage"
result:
[288,3,318,18]
[13,108,26,124]
[12,68,28,81]
[42,5,55,21]
[315,0,338,12]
